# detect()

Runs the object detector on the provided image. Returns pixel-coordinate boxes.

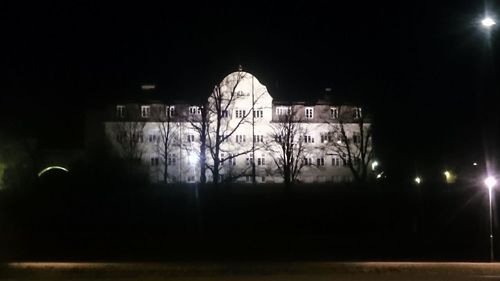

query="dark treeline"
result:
[0,173,493,262]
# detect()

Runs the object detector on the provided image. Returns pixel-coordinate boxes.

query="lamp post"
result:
[484,176,497,262]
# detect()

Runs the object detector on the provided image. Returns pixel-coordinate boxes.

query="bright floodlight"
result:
[485,176,497,190]
[415,177,421,184]
[188,153,198,164]
[444,171,451,179]
[371,161,379,170]
[482,17,496,28]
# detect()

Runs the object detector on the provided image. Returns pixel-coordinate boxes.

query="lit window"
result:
[330,107,338,119]
[116,105,125,118]
[141,105,150,118]
[305,107,314,119]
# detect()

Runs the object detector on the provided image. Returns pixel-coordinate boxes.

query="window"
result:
[353,107,362,119]
[253,110,263,118]
[332,157,341,167]
[257,155,265,166]
[116,105,125,118]
[276,106,291,116]
[235,109,246,118]
[330,107,338,119]
[167,153,177,166]
[303,135,314,143]
[227,154,236,166]
[189,106,201,115]
[149,134,159,143]
[305,107,314,119]
[353,133,361,145]
[253,135,264,143]
[246,155,254,165]
[236,135,246,143]
[141,105,150,118]
[261,176,266,182]
[168,106,176,117]
[222,110,228,118]
[150,157,159,166]
[320,133,330,143]
[317,158,325,166]
[132,132,144,143]
[187,135,195,142]
[302,157,312,166]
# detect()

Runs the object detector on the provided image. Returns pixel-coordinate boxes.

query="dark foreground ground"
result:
[0,177,496,261]
[3,262,500,280]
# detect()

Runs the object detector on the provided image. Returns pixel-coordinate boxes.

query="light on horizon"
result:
[485,176,497,190]
[482,17,496,28]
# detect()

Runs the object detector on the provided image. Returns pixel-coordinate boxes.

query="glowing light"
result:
[376,172,384,179]
[188,153,198,164]
[37,166,69,177]
[485,176,497,190]
[371,161,379,170]
[482,17,496,28]
[415,177,421,184]
[473,162,478,166]
[444,170,456,184]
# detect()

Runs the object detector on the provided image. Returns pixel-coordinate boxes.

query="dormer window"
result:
[353,107,362,119]
[141,105,150,118]
[168,106,176,117]
[116,105,125,118]
[330,107,338,119]
[276,106,291,116]
[305,107,314,119]
[189,106,201,115]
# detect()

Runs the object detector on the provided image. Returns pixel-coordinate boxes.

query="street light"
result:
[371,161,379,171]
[482,17,496,28]
[414,176,421,185]
[484,176,497,262]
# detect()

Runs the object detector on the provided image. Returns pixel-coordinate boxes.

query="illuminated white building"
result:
[103,71,372,184]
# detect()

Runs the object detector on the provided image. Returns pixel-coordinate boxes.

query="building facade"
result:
[103,71,373,184]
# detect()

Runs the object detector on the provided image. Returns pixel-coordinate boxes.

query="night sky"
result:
[1,1,499,178]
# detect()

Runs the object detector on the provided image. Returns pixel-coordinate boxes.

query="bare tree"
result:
[327,105,373,182]
[153,105,175,182]
[206,71,264,185]
[266,106,307,189]
[112,121,146,162]
[189,103,208,185]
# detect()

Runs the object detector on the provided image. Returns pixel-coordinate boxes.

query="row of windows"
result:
[150,154,351,168]
[117,105,362,120]
[275,106,362,119]
[121,132,360,146]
